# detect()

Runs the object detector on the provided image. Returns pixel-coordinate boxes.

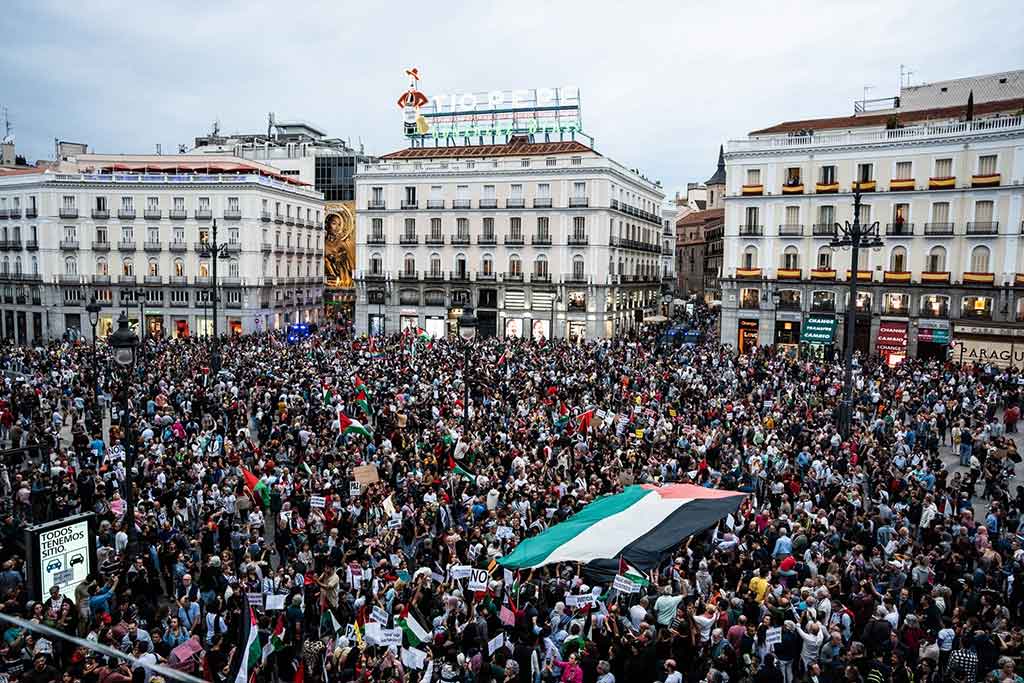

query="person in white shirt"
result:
[794,620,824,669]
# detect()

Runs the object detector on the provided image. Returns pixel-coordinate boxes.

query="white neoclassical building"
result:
[0,154,325,342]
[719,70,1024,367]
[352,138,665,340]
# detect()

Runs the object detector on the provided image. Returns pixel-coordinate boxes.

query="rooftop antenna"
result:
[899,64,915,90]
[212,117,220,137]
[155,143,162,155]
[267,112,276,138]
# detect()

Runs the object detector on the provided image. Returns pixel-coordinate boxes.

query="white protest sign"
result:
[265,594,286,611]
[387,513,402,530]
[503,569,514,587]
[496,526,514,540]
[370,606,389,625]
[487,633,505,655]
[380,628,403,647]
[310,496,326,509]
[247,593,264,608]
[766,627,782,646]
[450,565,472,580]
[467,569,488,592]
[401,647,427,670]
[430,571,446,584]
[349,482,362,497]
[613,575,640,594]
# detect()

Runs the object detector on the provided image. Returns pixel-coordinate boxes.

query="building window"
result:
[739,287,760,309]
[509,255,522,275]
[926,246,946,272]
[819,166,837,184]
[228,259,239,278]
[510,184,523,198]
[371,218,384,240]
[148,259,159,276]
[429,254,442,277]
[122,258,134,276]
[369,254,382,275]
[404,218,416,239]
[978,154,997,175]
[572,256,585,280]
[934,158,952,177]
[64,225,77,242]
[199,262,209,277]
[403,254,415,275]
[921,294,949,318]
[970,245,990,272]
[744,207,758,228]
[883,292,909,315]
[782,246,799,270]
[573,181,586,198]
[371,187,383,205]
[572,217,586,240]
[537,183,550,198]
[456,185,469,200]
[430,218,442,240]
[931,202,950,224]
[889,247,907,272]
[228,197,239,212]
[483,185,495,200]
[818,205,835,227]
[482,217,495,240]
[784,206,799,226]
[147,226,159,242]
[482,255,493,276]
[974,200,994,223]
[746,169,761,185]
[457,218,469,240]
[510,217,522,239]
[742,246,757,269]
[521,159,530,168]
[817,247,832,270]
[173,197,185,211]
[536,217,549,240]
[96,257,108,275]
[857,163,873,182]
[894,161,912,179]
[62,196,75,210]
[962,296,992,319]
[96,226,108,243]
[174,259,185,277]
[404,186,417,204]
[198,197,210,211]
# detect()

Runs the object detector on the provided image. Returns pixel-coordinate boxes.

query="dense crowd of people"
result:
[0,304,1022,683]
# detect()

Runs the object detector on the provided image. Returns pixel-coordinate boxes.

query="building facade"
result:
[719,70,1024,364]
[661,205,677,296]
[352,138,665,340]
[676,210,708,297]
[0,154,325,343]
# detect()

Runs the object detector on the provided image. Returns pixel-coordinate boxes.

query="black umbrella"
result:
[966,89,975,121]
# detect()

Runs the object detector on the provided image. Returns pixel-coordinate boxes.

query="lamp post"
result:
[829,185,883,439]
[549,291,562,340]
[458,307,478,433]
[109,311,140,558]
[86,295,101,417]
[199,219,229,372]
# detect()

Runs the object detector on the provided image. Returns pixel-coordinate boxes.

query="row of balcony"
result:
[55,240,298,253]
[0,273,43,282]
[368,197,591,211]
[0,240,38,251]
[740,174,1004,197]
[377,270,654,285]
[0,208,38,219]
[609,199,662,226]
[742,222,1009,238]
[609,236,662,253]
[54,274,322,287]
[376,234,591,246]
[734,268,1012,286]
[258,212,317,228]
[58,208,247,221]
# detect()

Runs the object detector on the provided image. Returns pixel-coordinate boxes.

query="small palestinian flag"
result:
[337,409,373,439]
[262,613,285,663]
[398,604,430,646]
[554,403,570,429]
[354,376,373,398]
[354,389,373,418]
[242,467,270,508]
[447,454,474,481]
[227,606,261,683]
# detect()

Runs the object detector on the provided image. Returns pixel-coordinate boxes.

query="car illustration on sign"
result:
[69,554,85,567]
[46,559,62,573]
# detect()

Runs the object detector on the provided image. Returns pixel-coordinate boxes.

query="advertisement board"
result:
[324,200,356,289]
[25,513,96,602]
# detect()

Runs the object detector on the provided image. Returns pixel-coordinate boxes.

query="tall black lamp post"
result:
[199,219,229,372]
[829,185,883,438]
[458,307,478,432]
[86,295,102,413]
[109,311,140,557]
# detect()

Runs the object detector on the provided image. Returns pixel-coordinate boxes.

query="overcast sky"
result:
[4,0,1021,198]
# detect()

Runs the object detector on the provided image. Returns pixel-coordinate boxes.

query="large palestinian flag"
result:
[499,484,745,572]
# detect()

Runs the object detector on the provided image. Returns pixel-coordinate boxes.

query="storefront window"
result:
[851,291,872,313]
[961,296,992,320]
[811,291,835,312]
[920,295,949,318]
[400,315,418,332]
[739,288,760,309]
[882,292,909,316]
[567,290,586,311]
[778,290,801,310]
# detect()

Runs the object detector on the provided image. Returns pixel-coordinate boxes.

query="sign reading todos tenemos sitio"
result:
[25,513,95,602]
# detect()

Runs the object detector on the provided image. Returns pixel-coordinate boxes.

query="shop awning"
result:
[800,315,835,344]
[876,321,908,354]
